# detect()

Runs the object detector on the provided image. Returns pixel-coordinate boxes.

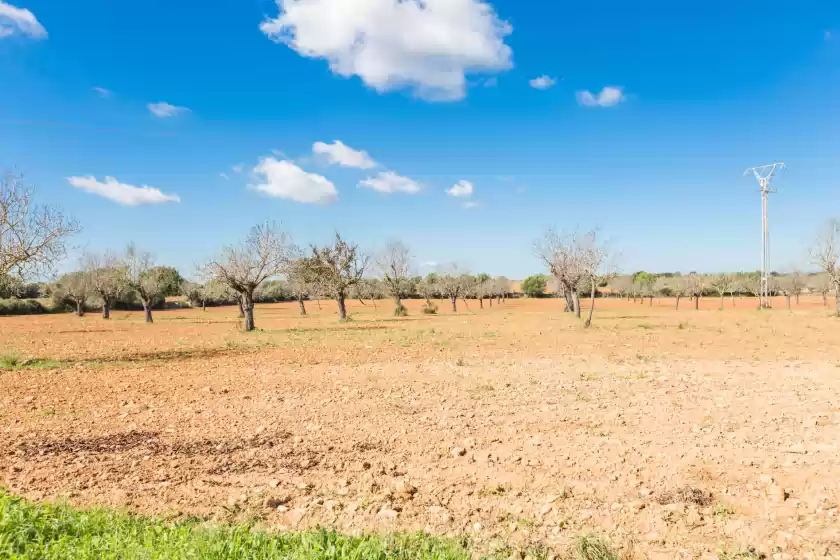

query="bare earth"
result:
[1,297,839,558]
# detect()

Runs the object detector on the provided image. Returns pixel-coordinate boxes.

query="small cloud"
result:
[313,140,377,169]
[0,1,47,39]
[231,164,245,174]
[462,201,479,209]
[446,180,474,198]
[529,75,557,90]
[219,172,229,180]
[576,86,626,107]
[68,176,180,206]
[148,101,191,118]
[93,87,112,98]
[359,171,421,194]
[249,157,338,204]
[483,77,498,87]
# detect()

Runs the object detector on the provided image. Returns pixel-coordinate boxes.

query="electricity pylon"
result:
[744,162,785,308]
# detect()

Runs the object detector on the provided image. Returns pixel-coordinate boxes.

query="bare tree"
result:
[353,278,382,310]
[711,274,734,310]
[53,271,90,317]
[82,251,125,319]
[775,276,794,310]
[536,229,593,319]
[789,269,805,305]
[286,255,316,316]
[1,171,80,283]
[123,244,164,323]
[672,276,687,310]
[308,233,369,321]
[810,219,840,314]
[437,263,468,312]
[495,276,510,304]
[811,273,832,307]
[472,273,491,309]
[376,240,413,316]
[741,272,762,309]
[578,231,616,328]
[417,274,439,313]
[686,273,705,310]
[203,223,291,331]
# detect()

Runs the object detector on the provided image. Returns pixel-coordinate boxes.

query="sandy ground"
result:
[1,297,839,558]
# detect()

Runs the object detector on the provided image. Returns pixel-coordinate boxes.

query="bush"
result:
[394,303,408,317]
[521,274,549,298]
[422,302,438,315]
[0,299,47,316]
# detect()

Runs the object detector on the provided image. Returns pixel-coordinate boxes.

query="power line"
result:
[744,162,785,309]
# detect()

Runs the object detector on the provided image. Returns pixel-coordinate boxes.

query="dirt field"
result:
[2,297,839,558]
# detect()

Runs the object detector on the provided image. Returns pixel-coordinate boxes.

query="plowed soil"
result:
[2,297,839,558]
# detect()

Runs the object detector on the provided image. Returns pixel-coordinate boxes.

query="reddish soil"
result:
[1,297,839,557]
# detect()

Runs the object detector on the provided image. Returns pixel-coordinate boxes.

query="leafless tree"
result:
[810,219,840,314]
[353,278,382,310]
[672,277,687,310]
[811,273,832,307]
[286,254,316,316]
[202,223,291,331]
[82,251,125,319]
[576,231,616,328]
[1,172,80,284]
[775,275,794,309]
[53,271,90,317]
[494,276,510,304]
[473,274,491,309]
[610,276,633,300]
[536,228,596,319]
[789,269,805,305]
[376,240,413,316]
[711,274,734,310]
[686,273,705,310]
[308,233,369,321]
[437,263,468,312]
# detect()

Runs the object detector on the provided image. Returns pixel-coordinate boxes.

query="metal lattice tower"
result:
[744,162,785,308]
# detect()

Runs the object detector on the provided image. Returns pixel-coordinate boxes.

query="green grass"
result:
[0,353,64,371]
[574,535,620,560]
[0,490,472,559]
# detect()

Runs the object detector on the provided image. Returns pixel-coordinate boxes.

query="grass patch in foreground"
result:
[0,353,64,371]
[0,490,471,559]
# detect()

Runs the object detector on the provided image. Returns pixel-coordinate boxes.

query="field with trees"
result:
[3,171,840,558]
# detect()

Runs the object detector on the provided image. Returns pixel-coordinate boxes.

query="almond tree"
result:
[811,274,831,307]
[308,233,369,321]
[1,171,80,284]
[286,255,316,316]
[437,263,468,312]
[579,230,616,328]
[123,244,168,323]
[474,273,491,309]
[672,276,687,310]
[686,273,705,310]
[376,240,413,316]
[53,271,90,317]
[711,274,734,310]
[536,229,591,318]
[82,251,126,319]
[810,219,840,314]
[494,276,510,304]
[790,269,805,305]
[202,222,291,331]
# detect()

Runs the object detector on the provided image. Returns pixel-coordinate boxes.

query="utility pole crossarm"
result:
[744,162,786,309]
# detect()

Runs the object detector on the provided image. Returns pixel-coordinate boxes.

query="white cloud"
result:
[148,101,190,118]
[250,157,338,204]
[576,86,626,107]
[231,164,245,174]
[529,75,556,90]
[446,179,474,198]
[462,200,479,209]
[67,176,180,206]
[93,87,111,98]
[313,140,377,169]
[219,172,229,180]
[0,1,46,39]
[260,0,513,101]
[483,77,498,87]
[359,171,421,194]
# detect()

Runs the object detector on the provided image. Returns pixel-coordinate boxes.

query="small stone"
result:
[255,425,266,435]
[285,508,307,526]
[628,501,646,511]
[463,437,475,448]
[610,502,622,511]
[451,447,467,457]
[428,505,453,523]
[361,461,372,470]
[759,474,775,485]
[23,396,35,404]
[293,436,303,444]
[784,444,807,454]
[639,488,652,497]
[378,508,399,519]
[540,503,553,515]
[393,480,417,499]
[767,485,787,503]
[472,522,483,532]
[200,387,211,393]
[269,480,280,488]
[276,505,289,512]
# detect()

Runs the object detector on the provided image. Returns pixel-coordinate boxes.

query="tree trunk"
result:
[75,300,84,317]
[101,299,110,320]
[489,297,493,307]
[498,295,502,304]
[337,295,348,320]
[450,296,457,312]
[572,292,581,318]
[202,299,206,312]
[694,295,700,310]
[648,295,653,306]
[720,294,724,309]
[241,291,256,331]
[139,297,153,323]
[316,298,321,310]
[238,297,245,318]
[298,295,307,316]
[584,281,596,328]
[731,294,735,307]
[675,295,681,310]
[834,285,839,315]
[479,298,484,309]
[786,295,791,309]
[795,294,800,305]
[823,293,828,307]
[372,299,377,311]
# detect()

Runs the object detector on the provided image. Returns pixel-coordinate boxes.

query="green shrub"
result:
[521,274,549,298]
[394,303,408,317]
[0,299,47,316]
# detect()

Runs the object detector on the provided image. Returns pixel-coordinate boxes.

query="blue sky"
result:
[1,0,839,278]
